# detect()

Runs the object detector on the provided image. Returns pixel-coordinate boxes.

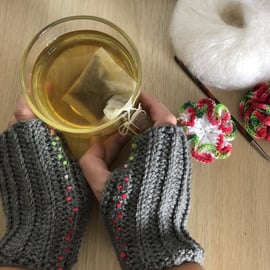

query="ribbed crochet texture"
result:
[0,120,91,270]
[101,126,204,270]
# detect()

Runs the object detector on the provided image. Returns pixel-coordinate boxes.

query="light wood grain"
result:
[1,1,270,270]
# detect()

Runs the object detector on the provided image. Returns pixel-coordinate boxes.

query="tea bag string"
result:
[118,104,152,136]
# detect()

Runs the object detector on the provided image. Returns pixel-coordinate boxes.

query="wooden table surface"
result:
[0,1,270,270]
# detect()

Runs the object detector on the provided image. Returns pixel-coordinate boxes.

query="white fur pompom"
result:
[170,0,270,90]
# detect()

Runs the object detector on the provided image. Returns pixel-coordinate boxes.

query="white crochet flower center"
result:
[188,114,221,146]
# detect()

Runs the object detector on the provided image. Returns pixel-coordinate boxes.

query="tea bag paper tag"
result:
[63,47,136,125]
[104,95,132,120]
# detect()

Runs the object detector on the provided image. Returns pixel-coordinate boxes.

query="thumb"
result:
[79,142,111,201]
[9,95,36,126]
[79,133,130,201]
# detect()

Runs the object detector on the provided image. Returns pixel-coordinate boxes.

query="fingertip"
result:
[15,95,36,121]
[154,113,177,126]
[80,141,105,163]
[139,91,159,111]
[103,133,130,165]
[79,133,130,170]
[8,116,17,127]
[105,132,130,147]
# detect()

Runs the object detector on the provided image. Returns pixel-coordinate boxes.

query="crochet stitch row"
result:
[0,120,91,270]
[101,126,204,270]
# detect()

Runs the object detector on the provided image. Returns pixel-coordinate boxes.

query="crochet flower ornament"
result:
[240,82,270,141]
[178,98,237,163]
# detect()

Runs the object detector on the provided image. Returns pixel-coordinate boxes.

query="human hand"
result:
[139,91,177,126]
[8,95,36,126]
[79,91,177,201]
[1,97,91,270]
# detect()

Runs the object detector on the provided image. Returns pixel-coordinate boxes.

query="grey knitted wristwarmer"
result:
[101,126,204,270]
[0,120,91,270]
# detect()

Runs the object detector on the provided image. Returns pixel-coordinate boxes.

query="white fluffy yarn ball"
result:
[170,0,270,90]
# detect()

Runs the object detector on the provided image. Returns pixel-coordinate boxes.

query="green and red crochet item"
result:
[178,98,237,163]
[240,82,270,141]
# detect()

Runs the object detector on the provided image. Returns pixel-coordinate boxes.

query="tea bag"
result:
[63,47,136,125]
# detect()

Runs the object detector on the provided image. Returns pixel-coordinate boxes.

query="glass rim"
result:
[20,15,142,134]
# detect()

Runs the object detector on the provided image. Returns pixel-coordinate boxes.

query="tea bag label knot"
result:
[119,104,153,135]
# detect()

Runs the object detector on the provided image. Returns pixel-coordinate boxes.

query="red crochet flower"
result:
[240,82,270,141]
[178,98,237,163]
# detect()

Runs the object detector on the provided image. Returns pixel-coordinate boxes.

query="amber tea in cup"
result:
[20,16,142,137]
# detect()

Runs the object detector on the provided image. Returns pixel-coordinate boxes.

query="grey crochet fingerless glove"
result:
[101,126,204,270]
[0,120,91,270]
